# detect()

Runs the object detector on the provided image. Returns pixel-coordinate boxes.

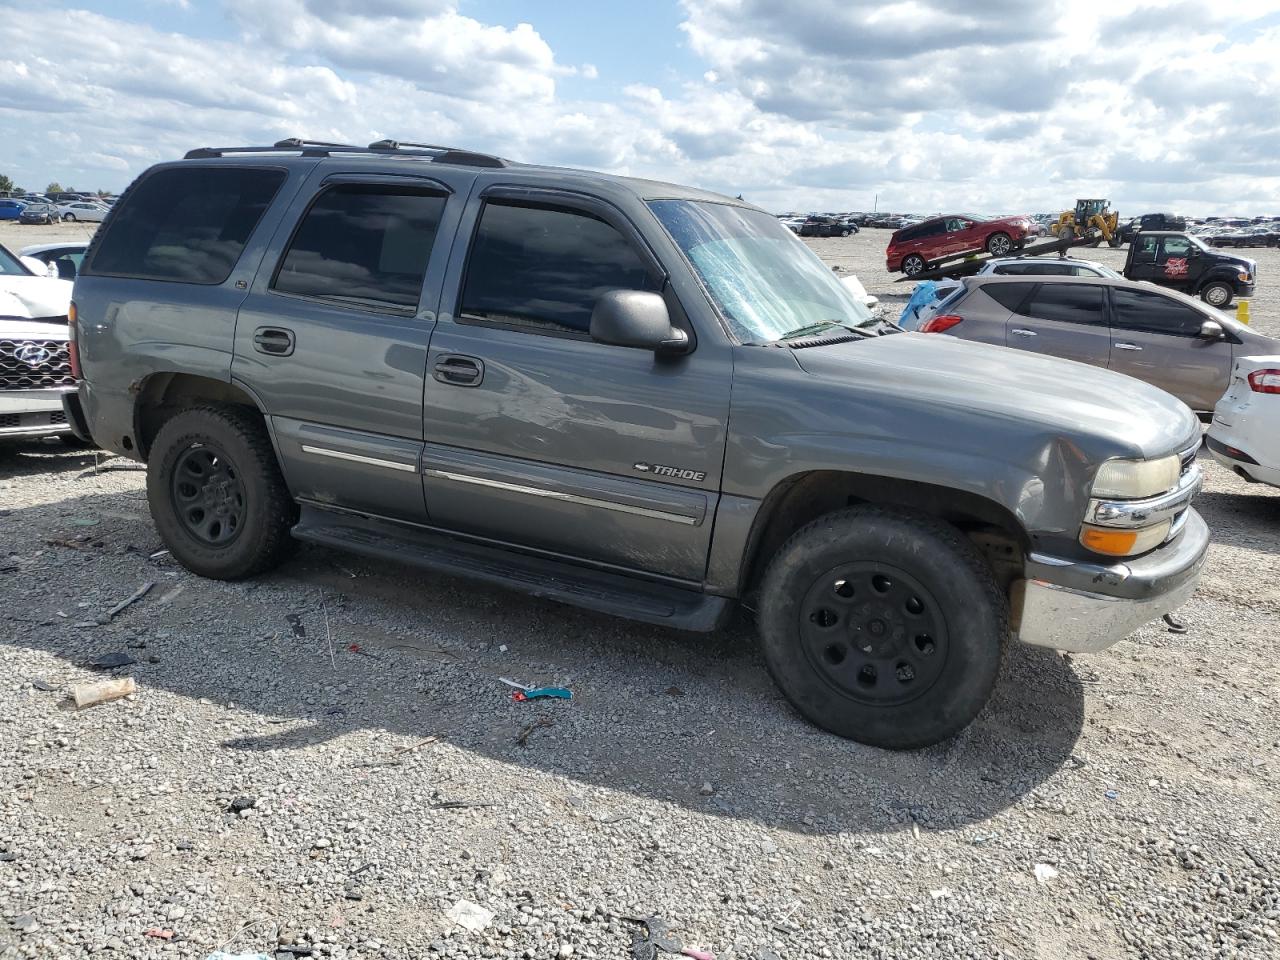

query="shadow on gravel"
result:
[2,471,1087,837]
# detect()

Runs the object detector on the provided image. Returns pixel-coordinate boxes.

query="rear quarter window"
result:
[84,166,286,284]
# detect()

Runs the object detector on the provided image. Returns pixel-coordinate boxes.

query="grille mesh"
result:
[0,339,74,390]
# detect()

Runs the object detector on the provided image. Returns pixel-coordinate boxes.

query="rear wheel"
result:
[986,232,1013,256]
[757,505,1008,749]
[1201,281,1233,308]
[901,254,927,277]
[63,213,76,222]
[146,405,296,580]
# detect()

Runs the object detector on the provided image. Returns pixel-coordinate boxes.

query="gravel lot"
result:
[1,223,1278,960]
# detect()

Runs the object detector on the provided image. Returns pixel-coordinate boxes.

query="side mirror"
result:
[1198,320,1224,340]
[590,290,689,356]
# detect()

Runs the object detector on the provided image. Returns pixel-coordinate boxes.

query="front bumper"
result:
[0,388,74,438]
[1014,509,1209,653]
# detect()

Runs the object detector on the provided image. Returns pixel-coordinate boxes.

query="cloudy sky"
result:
[2,0,1279,214]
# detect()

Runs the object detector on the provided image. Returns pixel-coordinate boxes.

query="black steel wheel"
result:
[798,561,949,708]
[147,405,296,580]
[170,443,246,546]
[757,505,1007,749]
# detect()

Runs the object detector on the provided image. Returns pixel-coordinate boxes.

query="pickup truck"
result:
[1124,231,1256,308]
[65,139,1209,749]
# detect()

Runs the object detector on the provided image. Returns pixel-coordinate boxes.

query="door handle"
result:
[1114,342,1143,351]
[1010,328,1037,337]
[433,354,484,387]
[252,326,295,357]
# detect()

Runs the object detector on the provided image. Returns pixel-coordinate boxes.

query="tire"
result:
[757,505,1008,749]
[901,254,927,277]
[986,232,1013,256]
[63,213,76,221]
[146,405,297,580]
[1200,281,1233,308]
[1108,232,1123,248]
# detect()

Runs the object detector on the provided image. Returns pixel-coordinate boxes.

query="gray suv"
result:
[66,139,1209,749]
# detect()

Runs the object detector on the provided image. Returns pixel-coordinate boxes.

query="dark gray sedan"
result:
[912,275,1279,413]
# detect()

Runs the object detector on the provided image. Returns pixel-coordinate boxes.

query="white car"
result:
[57,201,109,223]
[20,241,88,280]
[0,245,76,442]
[1207,356,1280,488]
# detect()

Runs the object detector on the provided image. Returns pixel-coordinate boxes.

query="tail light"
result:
[919,314,964,334]
[1247,369,1280,394]
[68,300,81,379]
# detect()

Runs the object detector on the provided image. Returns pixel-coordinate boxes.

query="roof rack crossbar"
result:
[183,139,508,168]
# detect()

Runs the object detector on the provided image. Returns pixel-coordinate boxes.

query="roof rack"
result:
[183,138,507,168]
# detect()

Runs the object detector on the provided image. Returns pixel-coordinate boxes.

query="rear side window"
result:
[85,166,285,283]
[459,201,657,334]
[983,282,1035,310]
[272,184,446,316]
[1112,288,1205,337]
[1019,283,1106,326]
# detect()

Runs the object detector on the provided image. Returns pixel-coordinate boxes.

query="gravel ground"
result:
[1,226,1278,960]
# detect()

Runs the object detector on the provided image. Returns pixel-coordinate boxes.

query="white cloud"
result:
[0,1,1275,215]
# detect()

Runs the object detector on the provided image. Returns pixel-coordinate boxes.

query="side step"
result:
[292,507,733,632]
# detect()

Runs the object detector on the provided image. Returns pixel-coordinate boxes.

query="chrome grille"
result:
[0,339,74,390]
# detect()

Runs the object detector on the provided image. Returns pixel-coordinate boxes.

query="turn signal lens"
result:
[1247,369,1280,394]
[920,314,963,334]
[1092,455,1179,499]
[1080,521,1171,557]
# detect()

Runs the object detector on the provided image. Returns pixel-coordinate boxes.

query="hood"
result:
[0,275,73,321]
[1216,252,1257,271]
[791,332,1199,460]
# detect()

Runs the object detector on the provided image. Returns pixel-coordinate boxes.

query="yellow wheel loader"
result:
[1052,199,1122,247]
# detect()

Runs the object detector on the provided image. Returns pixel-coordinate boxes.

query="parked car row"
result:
[0,194,115,224]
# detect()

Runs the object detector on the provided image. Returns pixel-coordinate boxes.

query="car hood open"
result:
[792,331,1200,460]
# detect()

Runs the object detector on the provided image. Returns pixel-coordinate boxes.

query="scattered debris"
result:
[11,913,39,934]
[682,949,715,960]
[91,650,137,670]
[499,677,533,692]
[103,581,154,620]
[665,686,684,697]
[1105,789,1119,800]
[430,799,494,811]
[624,916,682,957]
[228,796,258,814]
[699,782,715,796]
[1034,863,1059,884]
[446,898,494,933]
[516,716,554,746]
[145,928,175,940]
[30,678,56,692]
[72,676,137,709]
[1163,612,1189,634]
[77,461,146,478]
[929,887,952,899]
[285,614,306,638]
[158,585,186,605]
[353,736,438,769]
[346,643,375,658]
[149,549,170,560]
[512,686,572,703]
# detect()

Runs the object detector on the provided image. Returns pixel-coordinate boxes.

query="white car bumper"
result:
[1208,363,1280,488]
[0,388,74,438]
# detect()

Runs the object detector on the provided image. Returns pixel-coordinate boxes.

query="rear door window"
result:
[272,183,447,316]
[1019,283,1107,326]
[1112,288,1205,337]
[84,166,286,283]
[983,282,1035,311]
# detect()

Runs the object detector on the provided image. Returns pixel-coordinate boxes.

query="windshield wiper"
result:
[779,319,873,342]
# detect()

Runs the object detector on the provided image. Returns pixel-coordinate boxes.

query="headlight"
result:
[1091,456,1179,500]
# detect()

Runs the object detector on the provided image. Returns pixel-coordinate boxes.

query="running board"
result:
[292,507,732,632]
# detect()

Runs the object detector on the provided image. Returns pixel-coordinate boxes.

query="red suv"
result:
[886,214,1032,276]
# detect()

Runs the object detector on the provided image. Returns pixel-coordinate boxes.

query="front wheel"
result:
[757,505,1008,749]
[63,213,76,221]
[901,254,927,277]
[146,405,297,580]
[986,232,1013,256]
[1200,281,1233,308]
